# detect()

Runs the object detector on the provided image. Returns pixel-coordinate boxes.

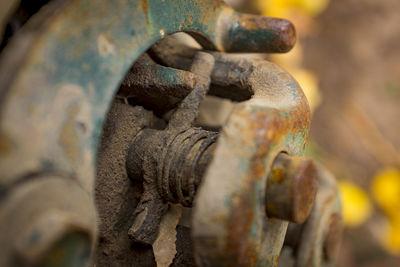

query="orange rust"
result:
[226,192,258,266]
[200,0,223,27]
[269,168,284,184]
[245,105,310,179]
[273,254,279,266]
[223,87,310,263]
[141,0,149,24]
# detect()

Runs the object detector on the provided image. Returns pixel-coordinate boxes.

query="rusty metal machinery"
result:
[0,0,342,266]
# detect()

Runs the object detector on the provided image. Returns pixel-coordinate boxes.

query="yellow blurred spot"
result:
[372,168,400,254]
[371,168,400,216]
[339,180,372,227]
[293,0,330,16]
[382,216,400,254]
[257,0,330,18]
[257,0,293,18]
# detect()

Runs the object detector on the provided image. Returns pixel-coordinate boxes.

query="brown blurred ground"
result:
[303,0,400,266]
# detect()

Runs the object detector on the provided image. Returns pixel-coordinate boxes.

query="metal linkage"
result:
[0,0,344,266]
[121,40,326,267]
[189,52,314,266]
[125,52,216,245]
[0,0,298,265]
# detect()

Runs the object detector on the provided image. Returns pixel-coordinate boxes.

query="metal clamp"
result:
[125,38,319,265]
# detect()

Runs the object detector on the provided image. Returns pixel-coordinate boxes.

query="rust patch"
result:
[141,0,149,24]
[226,193,258,266]
[222,80,310,262]
[269,168,284,184]
[273,254,279,266]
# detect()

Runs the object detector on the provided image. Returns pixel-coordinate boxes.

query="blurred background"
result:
[227,0,400,266]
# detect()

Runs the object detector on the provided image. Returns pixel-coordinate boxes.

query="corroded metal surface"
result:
[126,52,216,245]
[192,53,311,266]
[0,0,295,192]
[119,53,196,114]
[122,47,321,266]
[0,0,296,265]
[0,0,343,266]
[294,164,342,267]
[266,153,318,224]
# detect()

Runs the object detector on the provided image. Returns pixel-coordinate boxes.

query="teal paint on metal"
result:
[0,0,297,265]
[0,0,296,187]
[192,55,310,266]
[220,11,296,53]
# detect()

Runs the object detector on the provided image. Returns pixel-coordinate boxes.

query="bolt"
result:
[127,127,217,207]
[126,127,217,244]
[265,153,318,223]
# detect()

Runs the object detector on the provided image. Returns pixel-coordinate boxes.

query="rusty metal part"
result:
[0,0,299,265]
[94,101,166,266]
[95,100,198,266]
[150,35,262,101]
[119,53,196,114]
[123,36,318,265]
[126,51,216,245]
[0,0,296,198]
[129,128,217,206]
[217,12,296,53]
[266,153,318,224]
[283,163,343,267]
[127,127,217,244]
[123,49,318,260]
[188,53,311,266]
[0,0,343,266]
[147,37,314,265]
